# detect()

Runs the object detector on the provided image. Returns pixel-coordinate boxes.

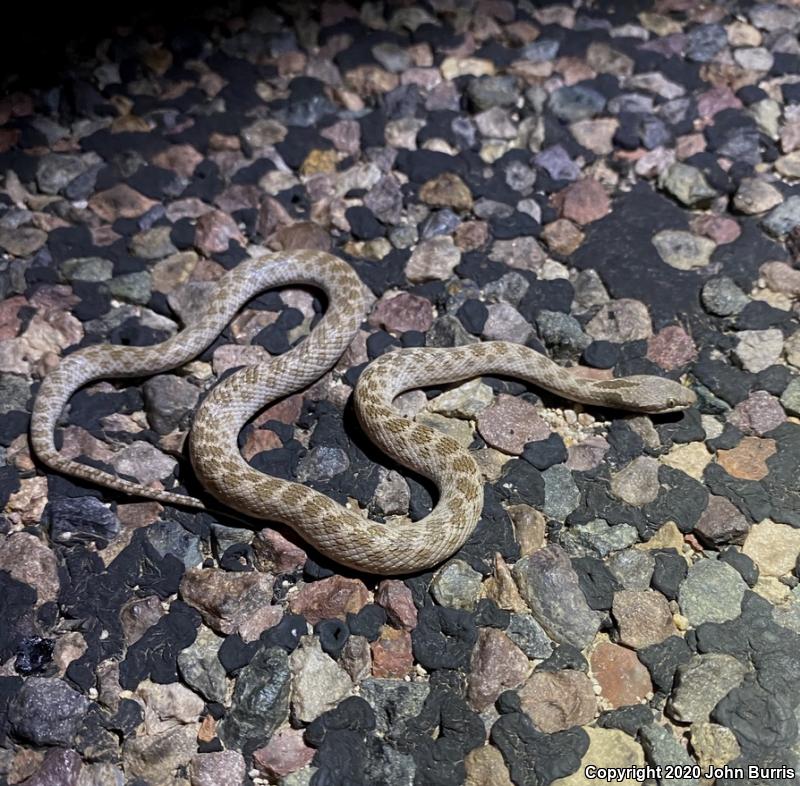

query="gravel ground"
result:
[2,1,800,785]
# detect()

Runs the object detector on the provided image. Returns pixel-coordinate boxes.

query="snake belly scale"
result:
[31,251,696,575]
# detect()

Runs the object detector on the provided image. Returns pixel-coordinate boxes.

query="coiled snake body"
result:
[31,251,695,574]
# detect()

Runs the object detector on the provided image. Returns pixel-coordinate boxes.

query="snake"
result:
[30,250,696,575]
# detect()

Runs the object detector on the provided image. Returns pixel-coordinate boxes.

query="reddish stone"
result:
[646,325,698,371]
[477,394,550,455]
[612,589,676,649]
[690,214,741,245]
[371,625,413,678]
[151,144,203,177]
[716,436,776,481]
[275,221,332,251]
[288,575,370,624]
[253,728,315,779]
[695,494,751,547]
[696,86,742,122]
[591,640,652,708]
[518,670,596,733]
[194,209,246,255]
[179,567,276,635]
[88,183,157,221]
[728,391,786,436]
[376,579,418,630]
[214,184,261,213]
[369,292,434,334]
[253,528,308,574]
[552,178,610,225]
[0,295,26,340]
[468,628,530,711]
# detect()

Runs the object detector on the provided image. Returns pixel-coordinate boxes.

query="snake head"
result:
[589,376,697,413]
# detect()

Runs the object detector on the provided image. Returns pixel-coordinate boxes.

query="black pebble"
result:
[536,644,587,673]
[596,705,654,736]
[522,434,568,471]
[346,206,384,240]
[401,330,425,347]
[637,636,692,695]
[582,340,619,369]
[651,550,688,601]
[719,548,759,587]
[347,604,387,642]
[571,556,620,611]
[14,637,54,675]
[474,598,510,629]
[366,330,400,360]
[456,299,488,335]
[316,619,350,658]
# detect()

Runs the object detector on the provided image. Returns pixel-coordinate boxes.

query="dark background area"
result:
[1,0,246,94]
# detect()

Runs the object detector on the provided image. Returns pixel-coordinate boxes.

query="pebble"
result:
[467,628,530,711]
[482,303,535,344]
[701,277,749,316]
[551,727,644,786]
[188,751,247,786]
[679,559,747,626]
[512,545,601,649]
[646,325,697,371]
[253,728,315,780]
[419,173,473,211]
[142,374,200,434]
[694,495,751,547]
[553,179,611,225]
[716,436,776,481]
[762,196,800,236]
[586,300,652,342]
[9,677,89,746]
[591,640,653,708]
[370,625,413,678]
[734,329,784,374]
[406,236,461,282]
[549,84,607,122]
[667,653,749,723]
[477,394,550,454]
[652,229,716,270]
[612,590,676,649]
[290,635,352,723]
[288,575,370,625]
[742,519,800,577]
[518,669,596,733]
[430,559,483,610]
[610,456,660,506]
[658,163,718,207]
[179,567,277,636]
[733,177,784,214]
[728,390,786,436]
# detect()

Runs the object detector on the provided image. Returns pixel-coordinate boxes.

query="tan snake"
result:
[30,250,696,574]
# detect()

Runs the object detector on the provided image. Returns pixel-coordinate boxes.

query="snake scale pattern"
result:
[31,250,696,574]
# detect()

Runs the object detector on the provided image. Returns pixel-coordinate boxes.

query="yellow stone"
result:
[342,238,392,260]
[552,727,644,786]
[743,519,800,577]
[776,151,800,179]
[300,149,339,176]
[440,56,496,79]
[142,47,173,75]
[637,521,684,552]
[638,12,682,36]
[419,172,473,211]
[752,576,792,604]
[660,441,712,481]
